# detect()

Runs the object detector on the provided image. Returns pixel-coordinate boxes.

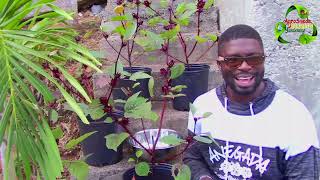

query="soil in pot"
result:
[112,67,152,110]
[172,64,210,111]
[123,164,174,180]
[77,112,123,166]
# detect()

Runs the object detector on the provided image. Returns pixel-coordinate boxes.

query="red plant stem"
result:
[194,42,216,62]
[141,118,151,150]
[118,122,153,155]
[151,99,167,161]
[163,51,185,64]
[105,39,129,62]
[187,10,201,58]
[148,6,164,18]
[157,141,192,163]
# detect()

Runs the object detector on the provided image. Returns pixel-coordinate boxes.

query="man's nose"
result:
[237,60,252,71]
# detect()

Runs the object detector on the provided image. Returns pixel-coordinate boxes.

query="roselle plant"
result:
[0,0,102,179]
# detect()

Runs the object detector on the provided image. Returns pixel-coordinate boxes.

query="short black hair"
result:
[218,24,264,55]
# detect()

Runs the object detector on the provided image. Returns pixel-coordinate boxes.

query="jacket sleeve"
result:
[285,147,319,180]
[284,101,320,180]
[183,139,214,180]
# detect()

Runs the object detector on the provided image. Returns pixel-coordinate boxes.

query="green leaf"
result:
[106,61,124,77]
[135,150,143,158]
[161,25,181,40]
[47,3,73,20]
[193,135,213,144]
[65,131,97,150]
[170,85,187,93]
[173,164,191,180]
[88,99,105,120]
[204,0,215,10]
[135,162,150,176]
[160,0,169,8]
[128,157,135,163]
[202,112,213,118]
[206,33,218,42]
[135,30,164,51]
[160,135,185,146]
[100,21,117,33]
[170,64,185,79]
[114,99,127,104]
[105,132,129,151]
[129,72,152,81]
[133,82,140,88]
[189,103,197,116]
[176,3,187,15]
[111,14,133,21]
[51,127,63,139]
[148,77,155,97]
[105,117,113,123]
[50,110,59,122]
[195,35,208,43]
[148,17,169,26]
[124,21,137,40]
[67,160,89,180]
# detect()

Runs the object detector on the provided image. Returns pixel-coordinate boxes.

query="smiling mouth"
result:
[234,74,255,87]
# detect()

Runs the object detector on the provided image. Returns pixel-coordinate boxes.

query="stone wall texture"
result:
[217,0,320,139]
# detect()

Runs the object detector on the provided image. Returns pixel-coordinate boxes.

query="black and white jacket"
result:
[184,79,320,180]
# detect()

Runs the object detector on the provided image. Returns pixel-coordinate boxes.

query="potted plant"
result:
[100,0,159,102]
[135,0,218,111]
[0,0,102,179]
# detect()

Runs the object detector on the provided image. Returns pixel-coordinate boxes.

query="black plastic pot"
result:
[112,67,152,109]
[172,64,210,111]
[77,113,123,166]
[123,163,174,180]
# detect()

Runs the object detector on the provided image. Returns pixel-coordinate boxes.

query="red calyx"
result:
[160,68,168,76]
[110,78,118,87]
[100,97,109,105]
[135,0,141,5]
[168,60,175,68]
[143,1,150,7]
[119,117,129,126]
[132,13,139,19]
[52,68,60,79]
[138,20,143,26]
[186,136,193,143]
[75,36,81,42]
[116,0,124,5]
[104,105,113,113]
[102,32,109,39]
[162,85,170,94]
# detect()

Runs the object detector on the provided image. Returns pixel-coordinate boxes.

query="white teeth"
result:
[236,75,253,80]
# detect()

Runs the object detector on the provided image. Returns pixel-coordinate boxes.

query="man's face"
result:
[218,38,265,95]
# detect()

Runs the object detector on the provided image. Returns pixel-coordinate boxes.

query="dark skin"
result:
[217,38,266,104]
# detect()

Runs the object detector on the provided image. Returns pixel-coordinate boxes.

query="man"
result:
[183,24,320,180]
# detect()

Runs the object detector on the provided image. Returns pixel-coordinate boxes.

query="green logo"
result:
[274,4,317,45]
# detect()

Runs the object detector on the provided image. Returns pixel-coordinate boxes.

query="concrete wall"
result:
[217,0,320,139]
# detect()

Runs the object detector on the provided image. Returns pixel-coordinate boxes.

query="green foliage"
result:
[50,110,59,122]
[124,92,158,121]
[148,77,155,97]
[204,0,215,10]
[129,72,152,81]
[64,160,89,180]
[195,35,208,43]
[51,126,64,139]
[160,25,181,40]
[135,162,150,176]
[160,135,186,146]
[104,117,114,123]
[135,150,144,158]
[0,0,101,179]
[65,131,97,150]
[193,135,213,144]
[170,64,185,79]
[105,132,129,151]
[171,85,187,93]
[135,30,164,51]
[173,164,191,180]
